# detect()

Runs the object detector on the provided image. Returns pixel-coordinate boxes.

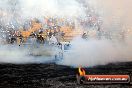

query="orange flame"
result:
[78,67,86,76]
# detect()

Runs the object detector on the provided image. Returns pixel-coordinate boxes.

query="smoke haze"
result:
[60,37,132,67]
[0,0,132,67]
[60,0,132,67]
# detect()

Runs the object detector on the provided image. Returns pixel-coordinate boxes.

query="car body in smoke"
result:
[19,41,71,62]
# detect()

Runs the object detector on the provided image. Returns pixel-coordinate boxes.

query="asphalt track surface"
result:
[0,62,132,88]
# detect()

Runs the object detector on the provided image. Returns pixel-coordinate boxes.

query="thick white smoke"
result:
[0,0,85,64]
[0,0,85,25]
[20,0,85,18]
[60,36,132,67]
[60,0,132,67]
[94,0,132,30]
[0,45,58,63]
[0,0,132,67]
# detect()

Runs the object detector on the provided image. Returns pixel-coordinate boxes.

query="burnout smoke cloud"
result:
[0,0,132,67]
[60,0,132,67]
